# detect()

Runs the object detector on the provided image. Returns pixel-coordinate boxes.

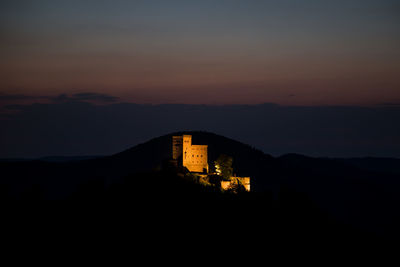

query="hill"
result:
[1,131,400,244]
[0,131,275,198]
[329,157,400,175]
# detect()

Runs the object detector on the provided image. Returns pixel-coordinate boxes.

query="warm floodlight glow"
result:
[171,135,250,191]
[215,163,221,175]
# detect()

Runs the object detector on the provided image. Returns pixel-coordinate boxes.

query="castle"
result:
[172,134,250,191]
[172,135,209,173]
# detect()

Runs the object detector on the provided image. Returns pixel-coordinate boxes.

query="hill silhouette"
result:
[1,131,400,248]
[1,131,276,198]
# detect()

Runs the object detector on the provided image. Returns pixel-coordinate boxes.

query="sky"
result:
[1,102,399,158]
[1,0,399,106]
[1,1,400,158]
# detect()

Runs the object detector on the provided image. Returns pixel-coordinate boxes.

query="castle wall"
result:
[238,177,251,192]
[220,177,251,192]
[181,135,208,173]
[172,135,250,190]
[172,136,183,160]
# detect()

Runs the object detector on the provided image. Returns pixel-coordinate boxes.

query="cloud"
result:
[72,92,119,102]
[0,92,119,106]
[51,92,119,103]
[0,93,46,101]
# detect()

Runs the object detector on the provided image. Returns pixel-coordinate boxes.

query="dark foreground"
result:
[2,132,400,262]
[2,168,399,264]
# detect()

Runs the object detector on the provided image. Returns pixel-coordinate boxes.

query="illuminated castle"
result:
[172,135,209,173]
[172,134,250,191]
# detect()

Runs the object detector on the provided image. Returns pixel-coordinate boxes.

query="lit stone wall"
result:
[221,181,231,190]
[172,136,183,160]
[220,177,251,192]
[238,177,251,192]
[172,135,250,190]
[181,135,209,173]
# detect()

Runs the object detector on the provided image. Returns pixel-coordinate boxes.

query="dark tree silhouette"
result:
[214,154,233,180]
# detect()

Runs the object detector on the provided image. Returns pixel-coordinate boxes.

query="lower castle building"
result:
[221,177,251,192]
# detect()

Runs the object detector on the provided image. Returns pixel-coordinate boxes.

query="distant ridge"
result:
[0,155,104,163]
[1,131,400,241]
[326,157,400,175]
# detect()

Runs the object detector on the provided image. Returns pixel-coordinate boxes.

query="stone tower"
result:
[172,135,183,160]
[172,135,208,173]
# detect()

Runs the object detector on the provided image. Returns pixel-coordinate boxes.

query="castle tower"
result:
[172,136,183,160]
[172,135,208,173]
[182,135,192,162]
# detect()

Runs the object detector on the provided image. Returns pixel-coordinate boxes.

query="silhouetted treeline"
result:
[1,131,400,252]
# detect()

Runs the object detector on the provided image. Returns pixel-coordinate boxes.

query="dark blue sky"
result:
[1,101,399,158]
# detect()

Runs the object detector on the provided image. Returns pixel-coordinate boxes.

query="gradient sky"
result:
[1,0,399,105]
